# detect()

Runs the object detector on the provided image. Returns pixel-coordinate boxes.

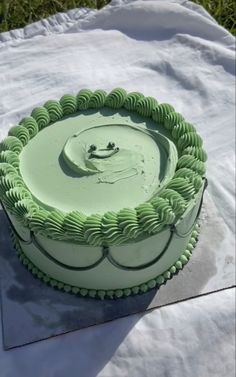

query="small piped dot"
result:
[64,285,72,293]
[80,288,88,296]
[72,286,80,294]
[147,279,156,289]
[156,275,165,285]
[115,289,123,298]
[169,266,177,274]
[88,289,96,298]
[164,271,171,280]
[175,261,183,270]
[180,255,188,265]
[132,286,139,294]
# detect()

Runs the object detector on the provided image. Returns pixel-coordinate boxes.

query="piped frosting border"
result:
[0,88,207,246]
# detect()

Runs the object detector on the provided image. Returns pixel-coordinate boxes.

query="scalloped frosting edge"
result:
[0,88,207,246]
[10,222,200,300]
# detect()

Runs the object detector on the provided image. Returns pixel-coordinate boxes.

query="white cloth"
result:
[0,1,235,376]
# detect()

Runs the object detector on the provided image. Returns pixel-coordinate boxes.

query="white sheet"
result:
[0,1,235,376]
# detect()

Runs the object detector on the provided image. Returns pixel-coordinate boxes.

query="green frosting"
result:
[136,96,158,117]
[177,155,206,176]
[152,103,175,123]
[89,90,107,108]
[0,150,19,169]
[3,186,32,210]
[159,189,186,216]
[174,168,203,192]
[31,107,50,129]
[117,208,142,239]
[44,210,65,240]
[76,89,93,110]
[150,197,175,224]
[0,162,18,177]
[63,211,87,242]
[12,222,200,299]
[0,136,23,154]
[83,214,103,246]
[123,92,144,111]
[105,88,127,108]
[0,88,207,247]
[182,146,207,162]
[178,132,203,151]
[19,116,39,138]
[44,100,63,122]
[60,94,77,115]
[102,211,127,245]
[29,209,50,234]
[164,112,185,130]
[166,177,196,200]
[14,198,39,225]
[136,203,162,234]
[0,172,24,192]
[8,126,30,146]
[172,121,196,139]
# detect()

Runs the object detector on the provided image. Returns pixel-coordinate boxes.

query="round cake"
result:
[0,88,207,299]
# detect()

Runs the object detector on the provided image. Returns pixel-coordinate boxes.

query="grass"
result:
[0,0,235,35]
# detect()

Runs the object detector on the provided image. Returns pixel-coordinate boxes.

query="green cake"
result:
[0,88,207,299]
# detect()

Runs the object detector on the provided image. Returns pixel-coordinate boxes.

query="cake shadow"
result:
[0,207,219,355]
[0,209,154,351]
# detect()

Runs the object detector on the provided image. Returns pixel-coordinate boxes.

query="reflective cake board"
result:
[0,192,235,350]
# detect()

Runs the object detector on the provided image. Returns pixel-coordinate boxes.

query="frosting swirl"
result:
[117,208,142,239]
[44,210,65,240]
[177,155,206,176]
[29,209,50,234]
[4,186,31,210]
[89,90,107,108]
[174,168,203,192]
[166,177,196,200]
[182,146,207,162]
[44,100,63,122]
[14,199,39,225]
[177,132,203,151]
[123,92,144,111]
[136,96,158,117]
[63,211,87,242]
[0,150,19,169]
[83,214,103,246]
[76,89,93,110]
[150,197,175,224]
[60,94,77,115]
[0,172,24,192]
[8,125,30,146]
[19,116,39,138]
[0,163,18,177]
[159,189,186,216]
[0,136,23,155]
[105,88,127,108]
[152,103,175,124]
[102,211,127,245]
[136,203,162,234]
[31,107,50,129]
[164,112,184,130]
[172,121,196,139]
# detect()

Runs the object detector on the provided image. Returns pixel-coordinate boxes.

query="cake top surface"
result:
[19,109,178,214]
[0,88,207,246]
